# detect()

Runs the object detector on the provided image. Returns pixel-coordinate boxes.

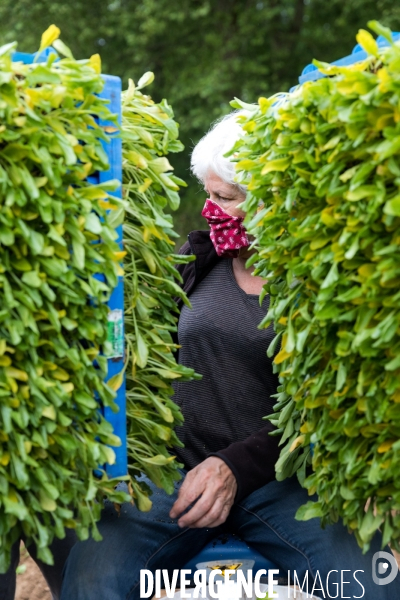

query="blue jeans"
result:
[61,474,398,599]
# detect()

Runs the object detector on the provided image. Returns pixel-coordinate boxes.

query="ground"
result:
[14,544,400,600]
[16,544,51,600]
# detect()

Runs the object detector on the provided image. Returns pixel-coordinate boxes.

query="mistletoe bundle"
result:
[232,22,400,551]
[0,28,130,570]
[122,75,199,510]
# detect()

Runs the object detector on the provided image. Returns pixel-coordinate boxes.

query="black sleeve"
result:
[208,422,280,503]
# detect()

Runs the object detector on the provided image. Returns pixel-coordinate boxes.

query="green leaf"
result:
[52,38,74,59]
[72,239,85,270]
[320,263,339,289]
[84,213,102,234]
[27,65,62,86]
[21,271,42,288]
[295,501,324,521]
[383,195,400,216]
[368,21,393,44]
[135,332,148,368]
[39,492,57,512]
[137,71,155,89]
[0,226,14,246]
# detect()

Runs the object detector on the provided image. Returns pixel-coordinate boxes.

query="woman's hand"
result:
[169,456,237,528]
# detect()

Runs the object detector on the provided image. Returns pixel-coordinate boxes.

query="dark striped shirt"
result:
[173,258,280,500]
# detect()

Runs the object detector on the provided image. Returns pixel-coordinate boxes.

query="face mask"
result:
[201,198,250,257]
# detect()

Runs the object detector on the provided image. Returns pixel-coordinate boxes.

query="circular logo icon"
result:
[372,551,399,586]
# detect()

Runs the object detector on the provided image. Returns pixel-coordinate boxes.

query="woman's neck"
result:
[232,253,265,295]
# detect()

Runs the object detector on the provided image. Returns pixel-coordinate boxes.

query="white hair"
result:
[190,111,247,192]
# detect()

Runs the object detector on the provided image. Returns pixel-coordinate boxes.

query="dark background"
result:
[1,0,400,242]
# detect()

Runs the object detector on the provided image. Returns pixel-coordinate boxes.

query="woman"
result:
[60,113,397,599]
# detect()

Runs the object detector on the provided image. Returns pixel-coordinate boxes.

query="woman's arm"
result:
[210,422,280,502]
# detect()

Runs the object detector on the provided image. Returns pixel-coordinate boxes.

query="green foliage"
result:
[232,24,400,552]
[122,75,200,510]
[0,31,130,571]
[2,1,400,240]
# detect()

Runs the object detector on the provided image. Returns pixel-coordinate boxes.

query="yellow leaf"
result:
[258,97,270,112]
[0,356,11,367]
[8,489,18,503]
[0,453,10,466]
[4,367,28,382]
[300,422,313,433]
[76,162,93,180]
[289,435,305,452]
[138,178,152,194]
[310,235,330,250]
[320,207,337,228]
[126,150,148,169]
[62,382,74,394]
[391,389,400,403]
[261,157,290,175]
[142,224,162,242]
[72,87,85,101]
[305,396,327,409]
[356,29,379,57]
[358,263,376,278]
[357,398,367,412]
[237,159,258,170]
[39,24,61,52]
[116,264,124,276]
[42,405,56,420]
[89,54,101,74]
[114,251,127,261]
[52,367,70,381]
[40,493,57,512]
[377,440,395,453]
[0,339,6,356]
[80,187,107,200]
[99,200,118,210]
[107,371,124,391]
[378,67,391,92]
[43,358,58,368]
[274,348,292,364]
[20,385,30,399]
[329,409,345,419]
[102,446,116,465]
[149,157,174,174]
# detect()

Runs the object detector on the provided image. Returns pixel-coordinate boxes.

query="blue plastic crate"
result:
[295,32,400,88]
[12,50,127,478]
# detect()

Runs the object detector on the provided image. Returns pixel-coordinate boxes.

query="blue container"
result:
[183,533,280,582]
[297,32,400,86]
[95,75,127,478]
[13,50,127,478]
[12,47,57,64]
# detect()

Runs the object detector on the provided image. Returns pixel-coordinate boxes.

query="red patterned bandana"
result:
[201,198,250,257]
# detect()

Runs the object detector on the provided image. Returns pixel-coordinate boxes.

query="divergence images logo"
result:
[372,551,399,586]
